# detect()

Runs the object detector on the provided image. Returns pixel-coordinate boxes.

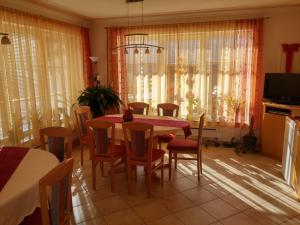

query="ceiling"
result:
[26,0,300,19]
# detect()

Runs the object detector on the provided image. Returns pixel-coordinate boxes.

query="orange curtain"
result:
[108,19,264,128]
[81,27,92,87]
[107,27,128,106]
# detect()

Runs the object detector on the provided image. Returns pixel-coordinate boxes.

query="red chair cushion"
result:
[158,133,176,143]
[152,149,165,162]
[167,138,198,151]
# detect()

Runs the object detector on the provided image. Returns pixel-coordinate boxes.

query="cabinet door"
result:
[282,118,297,185]
[292,130,300,199]
[262,113,286,159]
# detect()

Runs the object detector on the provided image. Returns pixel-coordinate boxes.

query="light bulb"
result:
[145,48,150,54]
[157,48,162,54]
[134,47,139,54]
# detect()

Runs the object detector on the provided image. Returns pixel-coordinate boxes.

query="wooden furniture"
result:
[86,119,124,192]
[96,114,186,141]
[157,103,179,149]
[74,106,92,165]
[128,102,149,115]
[40,127,73,162]
[0,148,59,225]
[282,117,300,199]
[122,122,165,197]
[167,113,205,182]
[39,158,73,225]
[157,103,179,117]
[261,101,300,160]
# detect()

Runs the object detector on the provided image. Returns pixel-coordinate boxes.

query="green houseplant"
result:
[77,84,123,118]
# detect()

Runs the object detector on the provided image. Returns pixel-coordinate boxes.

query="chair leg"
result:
[92,161,96,190]
[200,151,203,174]
[168,151,172,180]
[110,160,115,192]
[80,142,84,166]
[100,162,104,176]
[160,158,164,186]
[147,167,152,198]
[197,154,200,182]
[127,165,132,195]
[159,141,162,150]
[174,153,178,169]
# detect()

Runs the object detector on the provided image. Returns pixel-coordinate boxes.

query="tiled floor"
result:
[71,145,300,225]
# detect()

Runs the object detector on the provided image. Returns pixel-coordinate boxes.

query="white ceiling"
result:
[27,0,300,19]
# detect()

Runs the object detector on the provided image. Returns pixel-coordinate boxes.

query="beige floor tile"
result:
[202,182,235,197]
[93,195,129,215]
[72,203,102,224]
[244,205,288,225]
[182,187,218,205]
[104,208,143,225]
[200,198,240,220]
[175,206,216,225]
[133,201,170,222]
[169,177,197,192]
[158,193,195,212]
[280,215,300,225]
[146,215,184,225]
[221,191,257,211]
[221,213,263,225]
[76,217,107,225]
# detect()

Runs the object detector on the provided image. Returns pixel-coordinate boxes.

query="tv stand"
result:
[261,101,300,160]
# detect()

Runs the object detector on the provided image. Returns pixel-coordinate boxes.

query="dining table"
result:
[96,114,192,142]
[0,147,59,225]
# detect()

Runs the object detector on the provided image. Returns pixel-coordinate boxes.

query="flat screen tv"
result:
[264,73,300,105]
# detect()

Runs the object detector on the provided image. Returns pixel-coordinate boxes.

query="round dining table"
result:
[0,148,59,225]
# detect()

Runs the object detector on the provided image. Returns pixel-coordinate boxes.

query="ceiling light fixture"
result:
[113,0,163,55]
[0,32,11,45]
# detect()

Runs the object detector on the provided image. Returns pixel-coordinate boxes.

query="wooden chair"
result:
[20,159,74,225]
[157,103,180,150]
[157,103,179,117]
[128,102,149,115]
[122,122,165,197]
[40,127,73,162]
[40,158,74,225]
[167,113,205,182]
[74,106,93,165]
[86,119,124,192]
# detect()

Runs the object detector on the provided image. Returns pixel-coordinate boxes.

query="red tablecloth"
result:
[0,146,29,191]
[97,115,192,137]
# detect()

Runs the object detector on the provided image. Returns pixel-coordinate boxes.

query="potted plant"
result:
[77,84,123,118]
[242,115,258,153]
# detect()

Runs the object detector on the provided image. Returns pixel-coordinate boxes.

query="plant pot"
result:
[242,135,257,150]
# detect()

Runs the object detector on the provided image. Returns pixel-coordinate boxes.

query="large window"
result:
[0,8,84,146]
[109,20,263,127]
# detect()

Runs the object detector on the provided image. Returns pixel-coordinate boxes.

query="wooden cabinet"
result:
[282,117,300,199]
[261,102,300,160]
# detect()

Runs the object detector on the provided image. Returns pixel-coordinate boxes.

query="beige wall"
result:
[89,6,300,85]
[0,0,90,27]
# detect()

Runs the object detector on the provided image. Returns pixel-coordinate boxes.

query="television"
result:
[264,73,300,105]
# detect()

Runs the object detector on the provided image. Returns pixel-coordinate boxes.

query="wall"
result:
[0,0,90,27]
[89,5,300,84]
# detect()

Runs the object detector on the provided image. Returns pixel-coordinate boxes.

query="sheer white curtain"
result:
[113,20,263,127]
[0,7,84,146]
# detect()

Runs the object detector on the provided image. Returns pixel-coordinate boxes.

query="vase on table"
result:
[123,109,134,122]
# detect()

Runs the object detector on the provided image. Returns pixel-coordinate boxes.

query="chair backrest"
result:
[86,119,115,156]
[74,106,92,137]
[128,102,149,115]
[197,113,205,152]
[39,158,73,225]
[40,127,73,162]
[122,122,153,164]
[157,103,179,117]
